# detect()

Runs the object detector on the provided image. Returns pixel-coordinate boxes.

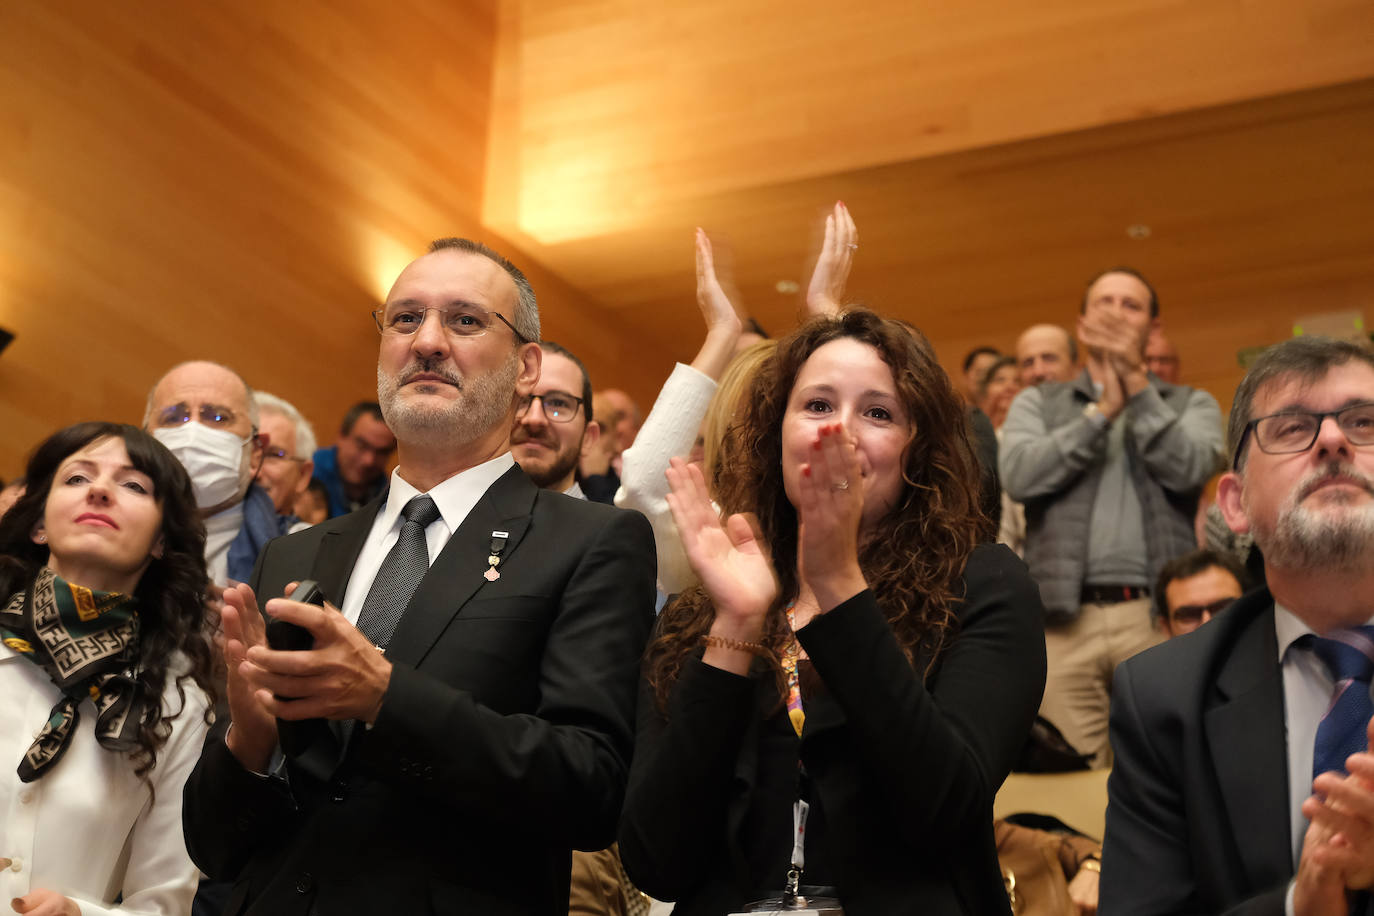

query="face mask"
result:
[153,423,254,510]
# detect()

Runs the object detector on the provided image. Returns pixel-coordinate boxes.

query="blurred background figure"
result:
[1016,323,1079,387]
[1145,327,1181,383]
[252,391,317,524]
[0,478,25,520]
[311,401,396,518]
[980,354,1023,430]
[1153,548,1246,638]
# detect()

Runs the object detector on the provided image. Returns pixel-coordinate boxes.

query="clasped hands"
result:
[1295,716,1374,914]
[219,582,392,772]
[666,422,867,660]
[1076,311,1150,418]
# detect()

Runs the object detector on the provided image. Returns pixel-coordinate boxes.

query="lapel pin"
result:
[484,530,510,582]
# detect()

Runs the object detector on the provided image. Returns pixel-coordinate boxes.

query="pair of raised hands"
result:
[665,422,868,649]
[691,202,858,380]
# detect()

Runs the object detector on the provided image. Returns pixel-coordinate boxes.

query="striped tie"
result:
[1310,626,1374,780]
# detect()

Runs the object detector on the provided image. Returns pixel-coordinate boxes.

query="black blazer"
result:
[1102,587,1295,915]
[183,466,657,916]
[619,544,1046,915]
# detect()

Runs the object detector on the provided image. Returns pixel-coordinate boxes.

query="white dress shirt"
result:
[338,453,515,625]
[0,648,210,915]
[1277,604,1374,914]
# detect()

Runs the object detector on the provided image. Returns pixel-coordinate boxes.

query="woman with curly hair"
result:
[0,422,215,916]
[619,309,1046,915]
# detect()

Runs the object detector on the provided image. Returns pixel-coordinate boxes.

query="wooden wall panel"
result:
[0,1,671,477]
[488,0,1374,244]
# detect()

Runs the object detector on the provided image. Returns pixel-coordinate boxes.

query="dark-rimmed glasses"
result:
[1169,597,1234,627]
[1232,401,1374,470]
[373,304,529,344]
[516,392,584,423]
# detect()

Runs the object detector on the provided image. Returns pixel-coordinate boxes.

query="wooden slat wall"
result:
[0,1,671,477]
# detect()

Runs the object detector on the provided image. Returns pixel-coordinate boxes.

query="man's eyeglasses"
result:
[372,304,529,344]
[152,403,244,430]
[1232,401,1374,470]
[262,446,307,463]
[516,392,584,424]
[1169,597,1235,627]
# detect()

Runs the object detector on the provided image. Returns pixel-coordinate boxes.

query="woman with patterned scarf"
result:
[0,422,215,916]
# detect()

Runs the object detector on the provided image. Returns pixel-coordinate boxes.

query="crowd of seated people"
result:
[2,208,1373,916]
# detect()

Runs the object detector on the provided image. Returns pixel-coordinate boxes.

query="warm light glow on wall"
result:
[361,230,420,302]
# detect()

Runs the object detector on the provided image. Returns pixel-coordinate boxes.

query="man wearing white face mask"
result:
[143,360,290,586]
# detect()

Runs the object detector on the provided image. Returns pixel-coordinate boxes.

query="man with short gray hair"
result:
[253,391,317,520]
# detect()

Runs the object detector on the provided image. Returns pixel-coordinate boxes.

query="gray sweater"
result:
[999,370,1224,622]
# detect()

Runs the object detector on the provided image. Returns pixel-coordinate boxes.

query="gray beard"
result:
[1249,466,1374,572]
[378,353,520,450]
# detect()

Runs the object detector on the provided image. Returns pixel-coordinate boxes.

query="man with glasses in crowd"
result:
[1152,548,1247,639]
[143,360,291,585]
[511,341,601,497]
[1104,335,1374,913]
[252,390,317,525]
[183,237,656,915]
[311,401,396,518]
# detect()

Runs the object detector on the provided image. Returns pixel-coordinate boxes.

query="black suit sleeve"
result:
[1102,659,1287,916]
[353,506,656,851]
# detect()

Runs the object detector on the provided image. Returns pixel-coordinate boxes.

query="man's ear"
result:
[1216,471,1251,535]
[515,343,542,397]
[578,418,602,458]
[249,433,266,476]
[293,459,315,495]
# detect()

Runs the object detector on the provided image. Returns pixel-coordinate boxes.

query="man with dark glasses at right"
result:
[1105,335,1374,914]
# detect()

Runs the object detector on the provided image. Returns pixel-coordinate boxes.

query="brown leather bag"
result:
[995,819,1100,916]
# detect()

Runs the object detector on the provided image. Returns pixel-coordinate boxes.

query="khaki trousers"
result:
[1039,597,1162,769]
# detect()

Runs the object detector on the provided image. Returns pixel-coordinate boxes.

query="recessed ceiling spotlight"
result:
[775,280,800,294]
[1126,224,1152,240]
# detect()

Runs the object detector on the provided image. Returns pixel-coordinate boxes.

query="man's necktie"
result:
[1310,626,1374,779]
[355,494,442,651]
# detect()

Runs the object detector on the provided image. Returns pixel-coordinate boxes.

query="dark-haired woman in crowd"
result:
[619,310,1046,914]
[0,423,215,916]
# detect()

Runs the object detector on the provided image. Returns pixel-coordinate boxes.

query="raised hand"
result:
[806,201,858,316]
[665,457,778,639]
[221,582,278,772]
[690,228,744,380]
[796,423,868,612]
[1077,311,1149,391]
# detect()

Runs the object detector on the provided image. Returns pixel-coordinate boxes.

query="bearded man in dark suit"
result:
[183,238,656,916]
[1103,335,1374,914]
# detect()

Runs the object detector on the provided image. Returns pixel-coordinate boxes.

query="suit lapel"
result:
[310,495,385,608]
[384,466,537,667]
[1204,595,1293,886]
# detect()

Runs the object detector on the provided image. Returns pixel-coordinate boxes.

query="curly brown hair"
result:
[645,309,992,710]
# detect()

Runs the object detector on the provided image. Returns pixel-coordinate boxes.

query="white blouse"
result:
[614,362,718,596]
[0,645,210,916]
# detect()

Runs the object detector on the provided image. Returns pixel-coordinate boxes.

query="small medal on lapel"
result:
[484,530,509,582]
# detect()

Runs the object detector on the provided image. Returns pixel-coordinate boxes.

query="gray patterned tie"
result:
[356,494,442,650]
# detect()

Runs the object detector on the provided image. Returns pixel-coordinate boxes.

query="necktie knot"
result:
[401,494,441,530]
[1310,626,1374,685]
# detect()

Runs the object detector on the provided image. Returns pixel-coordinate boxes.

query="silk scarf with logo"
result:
[0,567,145,782]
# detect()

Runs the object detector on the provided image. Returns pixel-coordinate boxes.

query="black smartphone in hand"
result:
[265,579,327,652]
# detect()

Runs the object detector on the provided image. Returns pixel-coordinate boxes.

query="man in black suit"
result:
[182,238,657,915]
[1103,335,1374,914]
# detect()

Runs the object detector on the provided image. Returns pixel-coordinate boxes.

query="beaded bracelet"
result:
[701,634,772,657]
